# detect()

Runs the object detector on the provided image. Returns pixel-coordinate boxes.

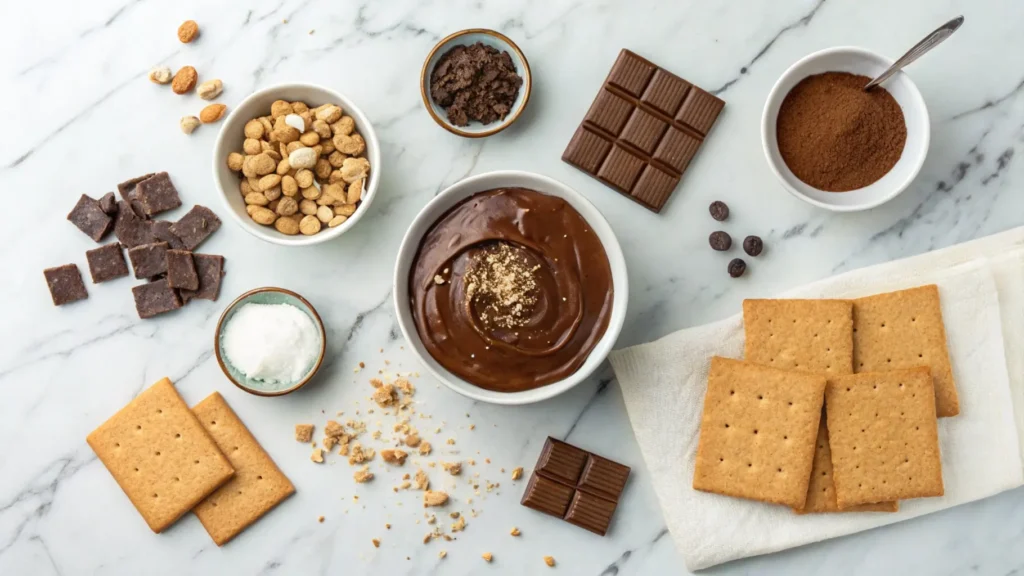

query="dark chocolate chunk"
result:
[429,42,523,127]
[564,491,618,536]
[179,254,225,303]
[85,243,128,283]
[561,49,724,213]
[67,194,113,242]
[127,242,169,279]
[44,264,88,306]
[577,455,631,502]
[132,278,182,319]
[728,258,746,278]
[709,200,729,221]
[536,438,589,485]
[113,201,155,248]
[709,231,732,251]
[520,474,575,518]
[135,172,182,216]
[166,250,198,290]
[170,205,221,251]
[149,220,187,250]
[117,173,156,218]
[743,235,764,257]
[99,192,118,215]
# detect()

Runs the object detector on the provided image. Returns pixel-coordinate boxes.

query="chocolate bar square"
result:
[179,254,225,303]
[577,454,631,501]
[564,491,618,536]
[135,172,182,216]
[521,474,575,518]
[85,242,128,283]
[132,278,182,319]
[113,201,155,248]
[536,438,589,485]
[170,205,221,251]
[44,264,88,306]
[67,194,113,242]
[127,242,169,279]
[166,250,198,291]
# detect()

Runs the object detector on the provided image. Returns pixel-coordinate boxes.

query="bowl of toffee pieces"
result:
[421,29,531,138]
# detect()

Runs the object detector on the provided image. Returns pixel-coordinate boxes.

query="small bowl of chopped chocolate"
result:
[421,29,532,138]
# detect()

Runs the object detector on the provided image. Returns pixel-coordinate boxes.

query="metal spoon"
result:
[864,16,964,91]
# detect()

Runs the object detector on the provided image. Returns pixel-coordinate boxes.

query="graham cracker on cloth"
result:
[192,392,295,545]
[86,378,235,533]
[693,357,825,508]
[853,285,959,417]
[826,368,944,508]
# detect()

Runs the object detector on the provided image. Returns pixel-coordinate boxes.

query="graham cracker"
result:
[794,411,899,514]
[852,285,959,417]
[693,357,826,508]
[743,299,854,375]
[192,392,296,545]
[826,368,944,508]
[86,378,235,533]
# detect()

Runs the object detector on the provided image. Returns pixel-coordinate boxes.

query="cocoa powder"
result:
[776,72,906,192]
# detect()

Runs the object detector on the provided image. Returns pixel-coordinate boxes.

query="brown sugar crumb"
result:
[310,448,324,463]
[354,466,374,483]
[372,383,398,407]
[481,552,493,563]
[295,424,314,442]
[544,556,556,567]
[404,433,422,447]
[442,461,462,475]
[382,449,408,465]
[424,490,449,507]
[464,242,540,329]
[318,516,325,523]
[414,469,430,490]
[418,441,433,456]
[510,526,520,536]
[511,466,524,480]
[372,538,380,548]
[451,515,466,532]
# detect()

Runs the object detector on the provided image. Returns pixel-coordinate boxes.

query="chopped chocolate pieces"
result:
[149,220,187,250]
[67,194,114,242]
[85,243,128,283]
[127,242,169,279]
[135,172,182,216]
[117,173,156,218]
[113,201,155,248]
[180,254,224,302]
[44,264,88,306]
[709,200,729,221]
[132,278,182,319]
[709,231,732,251]
[99,192,118,215]
[728,258,746,278]
[743,235,764,257]
[170,205,221,250]
[429,42,523,127]
[166,250,198,290]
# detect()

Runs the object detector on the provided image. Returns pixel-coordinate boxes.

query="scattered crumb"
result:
[418,442,433,456]
[295,424,314,443]
[482,552,493,563]
[485,458,491,464]
[372,383,398,407]
[359,362,365,369]
[372,538,380,548]
[309,29,315,34]
[323,436,338,451]
[511,467,524,480]
[424,490,449,507]
[415,469,430,490]
[469,424,476,430]
[510,527,520,536]
[439,550,447,559]
[324,420,346,438]
[382,449,409,465]
[544,555,556,567]
[318,516,325,523]
[385,523,391,530]
[395,377,415,395]
[451,515,466,532]
[446,438,456,445]
[405,433,421,447]
[310,448,324,463]
[442,461,462,475]
[427,514,437,525]
[348,443,374,465]
[354,466,374,483]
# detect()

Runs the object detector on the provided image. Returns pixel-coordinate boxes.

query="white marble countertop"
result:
[3,0,1024,574]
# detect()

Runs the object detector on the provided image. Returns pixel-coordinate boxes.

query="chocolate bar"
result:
[562,49,724,213]
[520,437,630,536]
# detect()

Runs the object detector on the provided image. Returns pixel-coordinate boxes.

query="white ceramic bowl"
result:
[420,29,532,138]
[213,83,380,246]
[761,46,929,212]
[393,171,628,405]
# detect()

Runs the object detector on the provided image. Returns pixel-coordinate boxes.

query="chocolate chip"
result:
[743,235,764,257]
[709,201,729,221]
[709,231,732,251]
[728,258,746,278]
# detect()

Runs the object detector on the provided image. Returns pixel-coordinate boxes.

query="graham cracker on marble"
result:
[192,392,296,546]
[794,412,899,514]
[743,299,854,375]
[826,368,944,508]
[852,285,959,417]
[693,357,826,508]
[86,378,235,533]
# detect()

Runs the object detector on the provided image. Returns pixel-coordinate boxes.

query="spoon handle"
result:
[864,15,964,91]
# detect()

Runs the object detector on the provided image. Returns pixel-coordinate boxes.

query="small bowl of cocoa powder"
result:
[762,46,929,212]
[420,29,532,138]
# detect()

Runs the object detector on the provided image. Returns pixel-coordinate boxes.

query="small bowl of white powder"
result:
[215,287,326,396]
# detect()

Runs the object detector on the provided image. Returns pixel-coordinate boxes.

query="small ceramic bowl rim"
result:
[392,170,628,405]
[214,287,327,397]
[212,82,381,246]
[760,46,930,212]
[419,28,533,138]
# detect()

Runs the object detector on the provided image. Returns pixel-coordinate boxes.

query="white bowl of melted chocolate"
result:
[394,171,628,405]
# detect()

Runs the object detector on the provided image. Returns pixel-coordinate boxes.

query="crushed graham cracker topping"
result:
[464,242,540,329]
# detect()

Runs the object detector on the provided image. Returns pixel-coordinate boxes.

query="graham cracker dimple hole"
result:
[175,433,182,439]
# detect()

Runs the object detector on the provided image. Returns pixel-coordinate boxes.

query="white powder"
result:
[222,303,320,386]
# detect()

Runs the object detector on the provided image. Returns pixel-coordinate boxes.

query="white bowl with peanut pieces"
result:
[213,83,379,246]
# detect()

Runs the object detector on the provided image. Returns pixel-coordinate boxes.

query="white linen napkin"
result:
[609,227,1024,571]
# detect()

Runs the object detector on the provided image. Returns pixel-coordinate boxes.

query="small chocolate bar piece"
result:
[149,220,187,250]
[520,437,630,536]
[132,278,182,319]
[166,250,198,290]
[170,205,222,251]
[43,264,88,306]
[85,242,128,283]
[114,201,155,248]
[67,194,114,242]
[99,192,118,215]
[135,172,182,216]
[562,49,724,213]
[117,173,156,218]
[180,254,225,303]
[127,242,169,279]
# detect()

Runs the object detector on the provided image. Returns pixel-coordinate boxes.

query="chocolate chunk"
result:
[564,491,618,536]
[429,42,523,127]
[149,220,187,250]
[117,173,156,218]
[44,264,88,306]
[728,258,746,278]
[521,474,575,518]
[99,192,118,215]
[170,205,221,251]
[709,231,732,251]
[743,235,764,257]
[166,250,198,290]
[113,201,155,248]
[132,278,182,319]
[127,242,169,279]
[135,172,182,216]
[179,254,225,303]
[85,243,128,283]
[709,200,729,221]
[67,194,113,242]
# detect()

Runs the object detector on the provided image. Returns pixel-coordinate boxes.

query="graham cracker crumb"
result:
[382,449,408,465]
[324,420,346,438]
[395,377,415,395]
[442,461,462,475]
[424,490,449,507]
[385,523,391,529]
[353,466,374,483]
[311,448,324,463]
[415,469,430,490]
[510,527,520,536]
[511,466,523,480]
[544,556,555,567]
[427,513,436,525]
[439,550,447,559]
[323,436,338,451]
[295,424,314,442]
[372,384,398,407]
[451,515,466,532]
[372,538,380,548]
[418,442,433,455]
[318,516,325,523]
[482,552,493,563]
[446,438,456,445]
[347,443,374,465]
[405,433,421,447]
